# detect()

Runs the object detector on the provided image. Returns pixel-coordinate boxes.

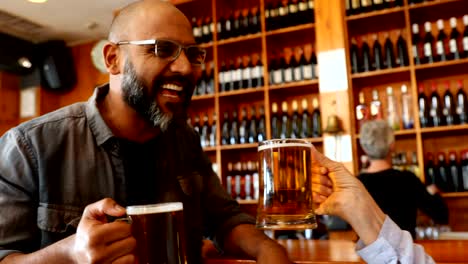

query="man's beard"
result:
[121,59,189,131]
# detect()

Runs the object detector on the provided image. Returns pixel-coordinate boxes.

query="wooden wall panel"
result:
[0,72,20,135]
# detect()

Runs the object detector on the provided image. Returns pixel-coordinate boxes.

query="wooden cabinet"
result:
[344,0,468,198]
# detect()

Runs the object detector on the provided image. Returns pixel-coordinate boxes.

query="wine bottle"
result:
[384,33,396,69]
[202,16,213,43]
[345,0,352,16]
[412,23,423,65]
[436,152,453,192]
[311,97,322,137]
[448,151,462,192]
[200,113,210,147]
[461,150,468,191]
[361,36,373,72]
[436,19,449,62]
[193,114,201,135]
[423,21,436,63]
[278,1,290,29]
[280,101,291,139]
[449,17,461,60]
[463,15,468,58]
[429,82,444,127]
[232,11,241,38]
[288,0,300,27]
[372,34,384,70]
[229,110,239,145]
[233,57,243,90]
[271,102,281,139]
[267,2,279,31]
[425,153,436,186]
[418,84,431,128]
[350,37,360,73]
[361,0,373,13]
[269,54,279,85]
[370,89,383,120]
[226,162,234,198]
[252,54,264,87]
[210,112,217,147]
[401,84,414,129]
[300,98,312,138]
[192,17,202,43]
[442,81,457,126]
[290,100,301,138]
[242,56,252,89]
[239,107,248,144]
[384,0,396,8]
[219,61,227,92]
[456,80,468,124]
[248,106,257,144]
[239,10,249,37]
[298,0,310,23]
[373,0,384,11]
[217,15,226,40]
[386,86,400,130]
[257,106,266,142]
[356,91,370,132]
[308,0,315,23]
[292,51,303,82]
[196,63,207,95]
[206,61,214,95]
[221,111,230,145]
[226,59,235,91]
[249,7,261,34]
[396,30,409,67]
[283,52,294,83]
[350,0,362,15]
[225,12,234,39]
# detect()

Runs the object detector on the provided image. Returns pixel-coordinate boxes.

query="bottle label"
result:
[362,0,372,7]
[193,28,201,37]
[210,23,214,33]
[412,45,419,58]
[265,9,270,19]
[436,41,444,55]
[374,0,383,4]
[303,64,313,79]
[234,69,242,82]
[218,72,225,84]
[370,104,380,117]
[252,66,261,78]
[225,21,231,31]
[224,71,232,83]
[273,70,283,84]
[449,39,458,53]
[463,166,468,190]
[279,7,287,16]
[351,0,360,8]
[308,0,314,9]
[424,43,432,57]
[429,108,437,117]
[284,68,293,82]
[464,36,468,51]
[217,22,222,33]
[299,2,308,11]
[270,8,278,18]
[202,25,210,35]
[242,68,251,81]
[289,4,298,13]
[294,66,302,81]
[457,106,463,115]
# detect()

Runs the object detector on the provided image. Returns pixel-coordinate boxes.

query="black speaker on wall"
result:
[0,33,36,75]
[37,40,76,91]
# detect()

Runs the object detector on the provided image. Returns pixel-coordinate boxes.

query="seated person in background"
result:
[357,120,449,237]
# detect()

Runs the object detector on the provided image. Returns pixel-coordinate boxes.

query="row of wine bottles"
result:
[412,15,468,65]
[271,98,322,139]
[269,45,318,85]
[350,31,409,74]
[225,161,259,201]
[418,80,468,128]
[264,0,315,31]
[356,84,414,131]
[218,53,264,92]
[221,106,266,145]
[189,112,217,148]
[217,9,262,41]
[425,150,468,193]
[345,0,404,16]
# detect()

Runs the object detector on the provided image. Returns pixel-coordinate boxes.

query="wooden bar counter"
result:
[205,239,468,264]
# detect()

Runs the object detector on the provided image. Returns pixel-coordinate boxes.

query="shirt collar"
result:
[85,83,115,146]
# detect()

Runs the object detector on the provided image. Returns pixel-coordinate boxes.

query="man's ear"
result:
[103,42,121,75]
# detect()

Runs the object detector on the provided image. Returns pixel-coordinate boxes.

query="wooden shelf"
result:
[220,143,259,151]
[420,124,468,134]
[407,0,462,10]
[355,129,416,139]
[237,199,258,204]
[202,146,217,152]
[192,94,215,101]
[199,42,214,49]
[216,33,262,46]
[441,192,468,198]
[305,137,324,143]
[269,79,319,91]
[265,23,315,37]
[346,6,405,21]
[218,87,265,98]
[351,66,411,80]
[414,58,468,71]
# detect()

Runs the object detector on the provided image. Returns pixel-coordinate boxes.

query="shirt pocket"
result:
[37,203,83,233]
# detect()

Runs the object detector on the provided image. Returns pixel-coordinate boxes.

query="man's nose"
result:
[169,50,193,75]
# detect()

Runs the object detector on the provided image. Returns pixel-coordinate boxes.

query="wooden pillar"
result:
[315,0,355,173]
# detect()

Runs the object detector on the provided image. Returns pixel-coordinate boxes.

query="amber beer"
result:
[256,139,317,230]
[127,202,187,264]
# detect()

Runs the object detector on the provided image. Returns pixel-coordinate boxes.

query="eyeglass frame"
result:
[115,39,207,66]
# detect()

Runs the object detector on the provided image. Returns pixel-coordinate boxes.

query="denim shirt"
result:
[0,84,254,263]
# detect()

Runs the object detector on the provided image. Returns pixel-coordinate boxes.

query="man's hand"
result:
[72,198,136,263]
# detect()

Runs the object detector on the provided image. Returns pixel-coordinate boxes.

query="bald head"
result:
[108,0,192,43]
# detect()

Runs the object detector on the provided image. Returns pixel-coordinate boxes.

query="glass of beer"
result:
[126,202,186,264]
[256,139,317,230]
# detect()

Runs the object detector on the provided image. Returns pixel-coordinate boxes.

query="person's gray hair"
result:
[359,120,395,160]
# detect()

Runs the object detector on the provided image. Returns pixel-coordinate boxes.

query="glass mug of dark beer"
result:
[126,202,187,264]
[256,139,317,230]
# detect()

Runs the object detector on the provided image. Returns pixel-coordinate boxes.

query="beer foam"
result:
[258,142,312,151]
[126,202,183,215]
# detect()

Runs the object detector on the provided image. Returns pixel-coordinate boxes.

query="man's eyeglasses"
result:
[116,39,207,66]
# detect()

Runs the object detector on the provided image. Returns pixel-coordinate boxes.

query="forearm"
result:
[223,224,290,262]
[1,235,74,264]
